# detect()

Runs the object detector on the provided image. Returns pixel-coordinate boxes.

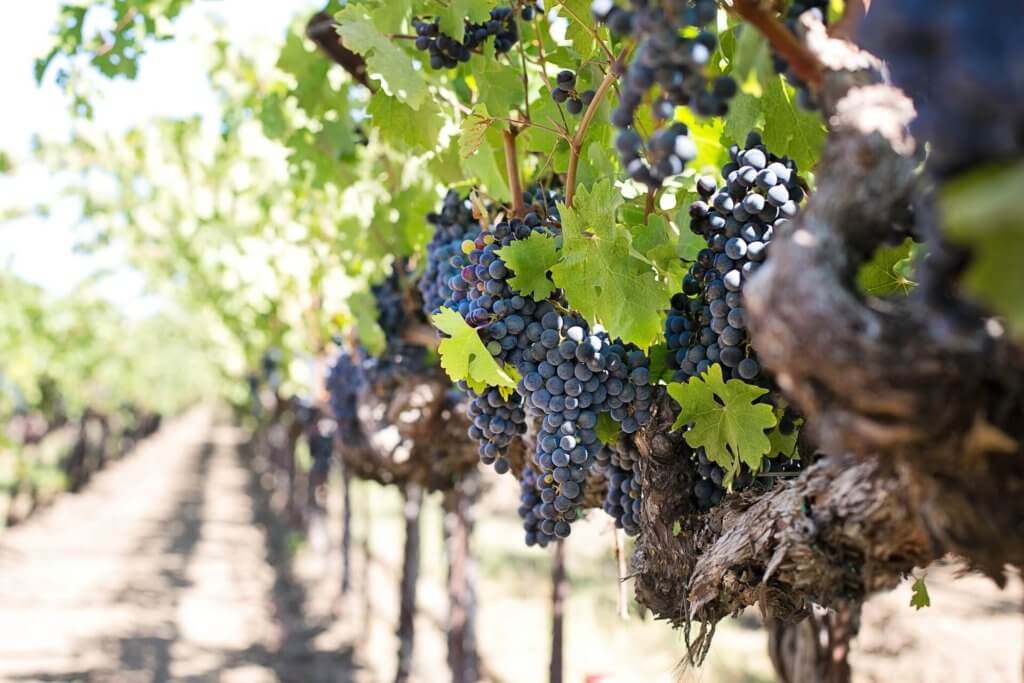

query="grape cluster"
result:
[308,417,336,477]
[592,0,736,187]
[419,191,481,317]
[413,6,522,69]
[466,386,528,474]
[667,132,805,382]
[327,349,365,438]
[770,1,829,110]
[518,466,556,547]
[551,70,596,116]
[601,439,642,535]
[454,214,552,366]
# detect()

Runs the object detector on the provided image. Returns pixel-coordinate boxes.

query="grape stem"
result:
[727,0,822,88]
[565,44,633,208]
[503,127,526,218]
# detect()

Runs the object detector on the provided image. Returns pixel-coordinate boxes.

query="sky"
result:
[0,0,315,317]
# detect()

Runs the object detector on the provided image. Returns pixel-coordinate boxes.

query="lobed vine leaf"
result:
[552,181,672,349]
[431,307,518,394]
[335,5,428,109]
[668,364,776,474]
[497,231,560,301]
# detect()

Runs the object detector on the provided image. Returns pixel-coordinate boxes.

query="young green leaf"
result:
[668,364,776,474]
[497,231,560,300]
[596,412,622,445]
[552,181,673,349]
[857,238,917,296]
[910,576,931,610]
[431,307,518,394]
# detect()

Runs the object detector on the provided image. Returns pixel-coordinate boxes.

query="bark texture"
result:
[629,11,1024,663]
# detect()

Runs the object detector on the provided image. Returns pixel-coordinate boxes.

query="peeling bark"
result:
[628,12,1024,670]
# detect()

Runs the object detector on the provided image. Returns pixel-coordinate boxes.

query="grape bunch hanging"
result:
[413,5,532,69]
[423,190,655,545]
[592,0,737,187]
[666,132,805,383]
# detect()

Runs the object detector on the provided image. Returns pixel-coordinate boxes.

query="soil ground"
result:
[0,409,1020,683]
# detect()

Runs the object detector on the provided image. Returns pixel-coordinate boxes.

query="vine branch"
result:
[565,44,632,208]
[727,0,822,88]
[503,127,526,218]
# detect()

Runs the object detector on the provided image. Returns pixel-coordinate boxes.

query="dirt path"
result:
[0,409,360,683]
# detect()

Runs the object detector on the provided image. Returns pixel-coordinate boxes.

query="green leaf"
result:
[349,289,387,356]
[942,160,1024,338]
[459,108,494,159]
[910,576,931,610]
[668,364,777,477]
[857,238,916,296]
[368,0,413,33]
[672,519,682,536]
[497,232,560,300]
[646,342,672,383]
[431,307,518,393]
[472,47,523,118]
[761,75,826,172]
[722,93,761,147]
[368,91,443,152]
[596,412,621,445]
[336,6,428,109]
[556,0,597,60]
[429,0,493,43]
[632,213,679,274]
[766,412,801,460]
[552,181,672,349]
[675,108,728,174]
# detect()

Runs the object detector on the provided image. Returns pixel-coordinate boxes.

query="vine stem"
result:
[503,128,526,218]
[565,44,633,208]
[727,0,822,88]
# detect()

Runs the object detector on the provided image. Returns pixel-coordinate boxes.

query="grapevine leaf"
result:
[459,108,494,160]
[675,108,728,174]
[730,23,773,96]
[596,412,621,445]
[646,342,672,384]
[632,214,679,273]
[368,92,443,152]
[368,0,413,33]
[556,0,597,60]
[668,364,776,473]
[497,232,560,300]
[672,519,682,536]
[766,412,801,460]
[335,6,427,109]
[472,46,524,118]
[942,160,1024,338]
[762,75,826,172]
[857,238,916,296]
[910,576,931,610]
[432,308,518,394]
[428,0,493,43]
[349,289,387,357]
[722,93,762,146]
[552,181,672,349]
